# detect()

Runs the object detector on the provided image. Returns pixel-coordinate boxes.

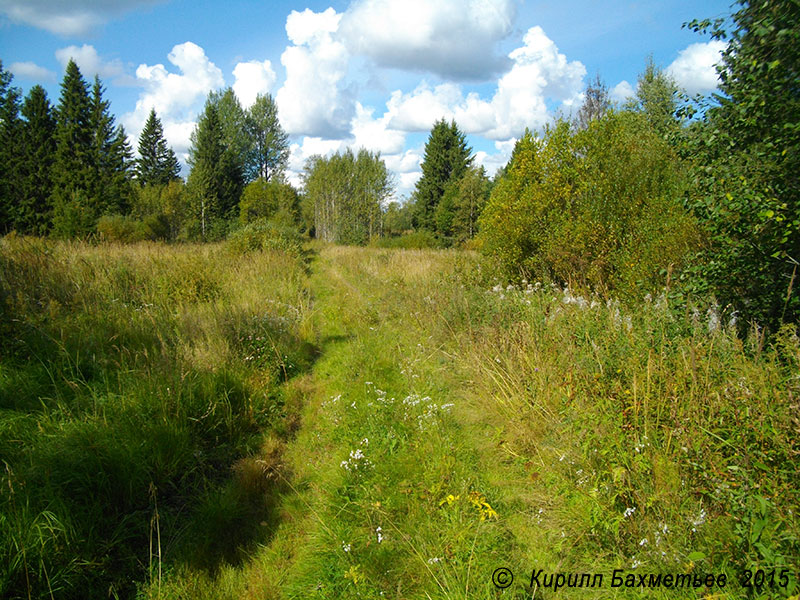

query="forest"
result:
[0,1,798,598]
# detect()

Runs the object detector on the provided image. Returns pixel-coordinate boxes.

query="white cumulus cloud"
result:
[122,42,224,164]
[9,61,56,82]
[232,60,276,109]
[276,8,353,138]
[610,80,636,103]
[667,40,726,95]
[351,102,406,155]
[55,44,125,80]
[381,26,585,140]
[0,0,163,36]
[338,0,515,80]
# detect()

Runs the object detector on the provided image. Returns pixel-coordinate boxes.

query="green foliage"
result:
[304,148,393,245]
[88,77,135,217]
[239,178,300,226]
[96,214,170,243]
[381,200,414,237]
[245,93,289,182]
[17,85,56,235]
[479,113,700,299]
[187,102,244,239]
[131,180,190,241]
[136,108,181,186]
[50,62,134,235]
[683,0,800,329]
[0,60,23,234]
[51,190,97,239]
[227,218,305,256]
[626,57,681,137]
[435,164,489,244]
[371,230,443,249]
[412,119,473,235]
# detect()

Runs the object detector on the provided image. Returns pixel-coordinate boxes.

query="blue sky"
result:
[0,0,732,198]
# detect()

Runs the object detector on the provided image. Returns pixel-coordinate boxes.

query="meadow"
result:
[1,238,798,599]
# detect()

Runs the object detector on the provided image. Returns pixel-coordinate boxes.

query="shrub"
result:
[371,230,444,249]
[479,112,701,300]
[227,218,304,256]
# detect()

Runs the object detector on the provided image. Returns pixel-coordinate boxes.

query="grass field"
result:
[1,238,798,599]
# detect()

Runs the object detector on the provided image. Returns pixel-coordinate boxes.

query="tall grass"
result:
[3,240,796,598]
[0,235,315,599]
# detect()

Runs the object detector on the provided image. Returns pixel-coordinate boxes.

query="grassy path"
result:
[244,245,524,599]
[146,243,799,600]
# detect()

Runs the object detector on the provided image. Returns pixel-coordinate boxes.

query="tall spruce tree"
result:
[245,93,289,182]
[187,102,243,238]
[18,85,56,234]
[0,60,22,233]
[89,76,133,216]
[51,59,95,237]
[136,108,181,185]
[412,119,472,234]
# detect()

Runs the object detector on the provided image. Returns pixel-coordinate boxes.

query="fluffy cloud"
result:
[351,102,406,155]
[487,26,585,138]
[338,0,515,80]
[276,8,353,138]
[122,42,224,163]
[232,60,276,108]
[667,40,726,95]
[610,80,635,103]
[55,44,125,80]
[9,61,56,82]
[381,26,585,140]
[474,138,517,178]
[0,0,162,36]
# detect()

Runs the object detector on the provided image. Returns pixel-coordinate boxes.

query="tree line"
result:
[0,58,295,241]
[1,0,797,329]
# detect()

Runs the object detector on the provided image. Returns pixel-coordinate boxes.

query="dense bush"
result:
[371,230,444,249]
[479,112,701,300]
[227,218,305,256]
[238,178,300,227]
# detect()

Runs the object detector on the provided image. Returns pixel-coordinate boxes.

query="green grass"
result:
[0,236,315,599]
[2,238,798,599]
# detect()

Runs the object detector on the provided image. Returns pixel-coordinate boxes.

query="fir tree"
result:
[18,85,56,234]
[136,108,181,185]
[0,60,22,233]
[51,59,95,237]
[89,76,133,216]
[187,102,243,238]
[412,119,473,235]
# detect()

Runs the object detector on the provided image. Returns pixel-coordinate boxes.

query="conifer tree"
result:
[89,76,133,216]
[136,108,180,185]
[18,85,56,234]
[0,60,22,233]
[412,119,472,234]
[51,59,95,237]
[187,102,243,238]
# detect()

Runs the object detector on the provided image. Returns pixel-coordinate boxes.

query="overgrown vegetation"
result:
[0,236,315,599]
[0,1,798,597]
